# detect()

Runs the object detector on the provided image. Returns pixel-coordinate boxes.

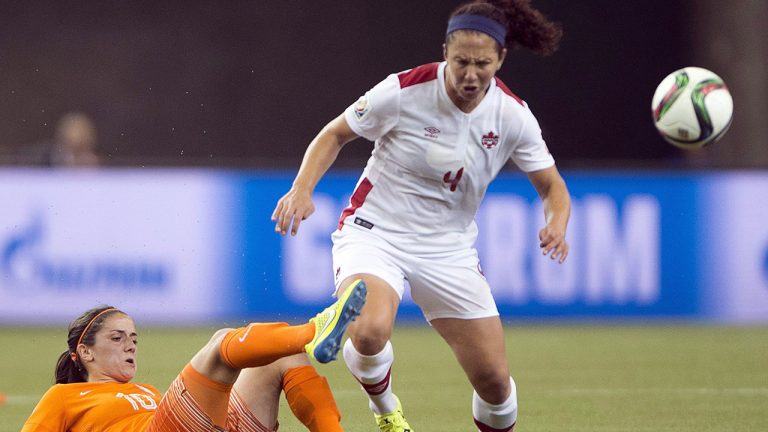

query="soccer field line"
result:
[2,395,42,405]
[555,387,768,396]
[8,387,767,402]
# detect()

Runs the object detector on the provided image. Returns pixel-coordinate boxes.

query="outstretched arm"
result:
[272,113,360,236]
[527,165,571,263]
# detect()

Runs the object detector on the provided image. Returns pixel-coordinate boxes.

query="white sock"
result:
[473,376,518,431]
[342,338,397,415]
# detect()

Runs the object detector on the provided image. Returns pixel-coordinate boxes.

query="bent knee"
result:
[273,353,312,372]
[205,327,234,352]
[212,327,234,342]
[472,371,512,403]
[349,329,390,355]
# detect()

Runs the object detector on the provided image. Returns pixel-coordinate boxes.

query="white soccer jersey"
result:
[340,61,555,253]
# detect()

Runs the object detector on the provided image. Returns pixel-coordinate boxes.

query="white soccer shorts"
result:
[331,227,499,321]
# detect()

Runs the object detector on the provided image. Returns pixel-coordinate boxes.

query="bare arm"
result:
[272,114,359,236]
[527,165,571,263]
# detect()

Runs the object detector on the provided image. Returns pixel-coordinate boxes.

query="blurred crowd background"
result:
[1,0,766,169]
[2,1,768,327]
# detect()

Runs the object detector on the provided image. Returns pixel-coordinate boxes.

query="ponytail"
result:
[448,0,562,56]
[55,350,85,384]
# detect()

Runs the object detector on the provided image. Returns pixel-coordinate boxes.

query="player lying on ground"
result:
[21,279,367,432]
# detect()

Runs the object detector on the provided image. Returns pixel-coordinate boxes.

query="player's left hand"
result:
[539,225,568,263]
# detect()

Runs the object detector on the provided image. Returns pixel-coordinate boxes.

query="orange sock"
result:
[283,365,343,432]
[180,364,233,428]
[219,322,315,369]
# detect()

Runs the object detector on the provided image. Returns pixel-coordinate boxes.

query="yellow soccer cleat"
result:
[305,279,367,363]
[375,394,414,432]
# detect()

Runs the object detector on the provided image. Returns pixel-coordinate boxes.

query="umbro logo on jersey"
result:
[424,126,440,138]
[481,131,499,149]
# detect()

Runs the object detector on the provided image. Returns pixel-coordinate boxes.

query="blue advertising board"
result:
[229,171,706,322]
[1,168,766,324]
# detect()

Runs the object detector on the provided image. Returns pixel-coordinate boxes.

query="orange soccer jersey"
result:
[21,381,162,432]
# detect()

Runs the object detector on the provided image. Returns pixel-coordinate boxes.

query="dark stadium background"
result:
[1,2,767,431]
[1,0,765,168]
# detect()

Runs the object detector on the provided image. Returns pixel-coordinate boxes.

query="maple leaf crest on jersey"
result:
[481,131,499,149]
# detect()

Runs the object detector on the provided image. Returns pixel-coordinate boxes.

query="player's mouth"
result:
[125,358,135,365]
[462,85,479,96]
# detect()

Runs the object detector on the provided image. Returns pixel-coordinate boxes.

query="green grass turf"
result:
[1,325,766,431]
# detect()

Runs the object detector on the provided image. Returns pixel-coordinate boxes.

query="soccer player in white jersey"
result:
[272,1,571,431]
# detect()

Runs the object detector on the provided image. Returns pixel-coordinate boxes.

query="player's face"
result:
[443,31,506,112]
[80,314,138,383]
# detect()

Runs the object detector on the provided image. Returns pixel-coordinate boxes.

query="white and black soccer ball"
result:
[651,66,733,149]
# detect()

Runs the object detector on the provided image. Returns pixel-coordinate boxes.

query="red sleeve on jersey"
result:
[493,77,524,106]
[398,63,439,89]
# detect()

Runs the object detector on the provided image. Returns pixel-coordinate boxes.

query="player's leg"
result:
[341,274,413,431]
[148,280,366,431]
[430,317,517,432]
[216,277,367,371]
[154,326,309,431]
[228,357,284,432]
[332,228,412,430]
[281,359,343,432]
[410,248,515,431]
[230,353,343,432]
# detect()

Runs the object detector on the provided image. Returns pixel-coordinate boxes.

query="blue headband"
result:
[446,14,506,46]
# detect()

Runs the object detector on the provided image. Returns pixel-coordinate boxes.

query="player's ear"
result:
[78,345,93,362]
[443,43,448,61]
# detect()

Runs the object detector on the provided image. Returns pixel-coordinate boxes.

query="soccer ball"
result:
[651,66,733,149]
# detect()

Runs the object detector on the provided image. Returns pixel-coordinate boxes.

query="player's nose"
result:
[464,66,478,82]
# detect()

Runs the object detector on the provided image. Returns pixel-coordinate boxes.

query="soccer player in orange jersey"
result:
[21,280,367,432]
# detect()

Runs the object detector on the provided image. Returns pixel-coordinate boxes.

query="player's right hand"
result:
[271,188,315,236]
[538,224,569,264]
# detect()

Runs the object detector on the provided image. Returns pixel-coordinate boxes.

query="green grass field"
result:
[1,325,766,431]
